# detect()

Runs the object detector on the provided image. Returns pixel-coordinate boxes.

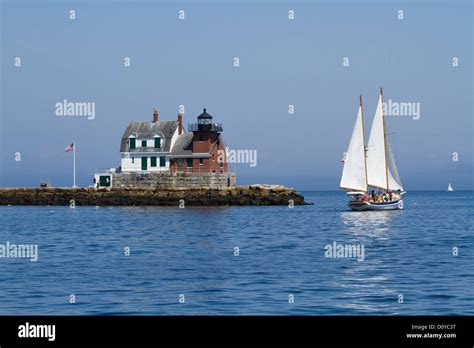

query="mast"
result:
[360,95,369,193]
[380,87,389,191]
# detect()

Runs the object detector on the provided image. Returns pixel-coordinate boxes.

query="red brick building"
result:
[169,109,228,174]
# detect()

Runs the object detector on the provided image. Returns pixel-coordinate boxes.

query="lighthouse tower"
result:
[188,108,227,173]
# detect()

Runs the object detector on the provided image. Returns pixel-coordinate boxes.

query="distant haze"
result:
[1,0,472,190]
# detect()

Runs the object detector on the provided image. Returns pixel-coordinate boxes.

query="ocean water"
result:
[0,191,472,315]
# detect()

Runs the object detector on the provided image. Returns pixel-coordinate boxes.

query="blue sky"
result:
[1,0,472,190]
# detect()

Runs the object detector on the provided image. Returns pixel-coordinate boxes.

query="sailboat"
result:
[340,88,405,211]
[447,182,454,191]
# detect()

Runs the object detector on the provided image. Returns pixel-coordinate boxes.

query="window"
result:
[150,157,157,167]
[160,157,166,167]
[129,138,136,149]
[142,140,147,148]
[220,161,223,168]
[186,158,193,168]
[154,138,161,148]
[199,159,203,165]
[131,157,135,163]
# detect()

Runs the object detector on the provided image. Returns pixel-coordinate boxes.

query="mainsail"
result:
[366,91,404,191]
[366,95,388,189]
[340,102,367,192]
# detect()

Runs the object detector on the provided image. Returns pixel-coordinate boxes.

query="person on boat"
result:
[389,191,394,201]
[358,194,369,202]
[394,190,401,200]
[371,190,376,201]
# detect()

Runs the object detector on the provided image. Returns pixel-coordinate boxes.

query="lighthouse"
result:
[94,107,234,188]
[169,108,228,173]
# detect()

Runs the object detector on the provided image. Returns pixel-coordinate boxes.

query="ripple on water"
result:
[0,191,472,315]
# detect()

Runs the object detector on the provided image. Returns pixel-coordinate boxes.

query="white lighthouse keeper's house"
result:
[93,109,182,187]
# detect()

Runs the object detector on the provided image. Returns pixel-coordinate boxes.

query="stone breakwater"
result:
[0,185,308,206]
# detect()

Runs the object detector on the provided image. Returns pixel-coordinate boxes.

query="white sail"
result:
[340,105,367,192]
[386,137,404,191]
[366,95,388,189]
[448,183,454,191]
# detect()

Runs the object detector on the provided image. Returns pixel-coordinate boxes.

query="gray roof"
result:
[120,121,177,152]
[197,108,213,119]
[170,133,194,156]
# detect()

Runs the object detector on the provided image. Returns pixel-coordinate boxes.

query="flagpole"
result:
[73,142,76,188]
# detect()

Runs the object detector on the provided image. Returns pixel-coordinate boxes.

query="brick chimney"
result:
[153,108,158,122]
[177,113,183,135]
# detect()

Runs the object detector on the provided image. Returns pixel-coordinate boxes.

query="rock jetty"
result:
[0,185,308,206]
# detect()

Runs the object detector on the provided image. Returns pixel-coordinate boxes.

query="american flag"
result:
[65,143,74,152]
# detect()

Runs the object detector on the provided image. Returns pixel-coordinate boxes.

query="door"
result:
[141,157,147,170]
[99,175,111,187]
[160,156,166,167]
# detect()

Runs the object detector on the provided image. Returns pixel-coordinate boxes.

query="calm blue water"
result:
[0,191,472,315]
